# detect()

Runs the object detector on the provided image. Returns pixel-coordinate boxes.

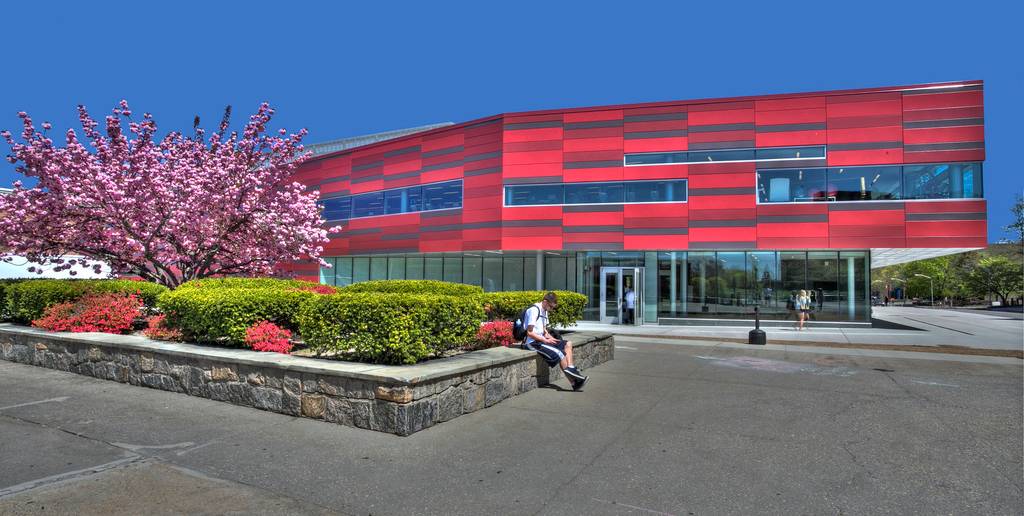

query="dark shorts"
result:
[525,339,568,367]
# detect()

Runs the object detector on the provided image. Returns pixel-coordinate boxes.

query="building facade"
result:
[292,81,987,325]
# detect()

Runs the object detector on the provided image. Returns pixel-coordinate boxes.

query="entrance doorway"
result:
[599,267,643,325]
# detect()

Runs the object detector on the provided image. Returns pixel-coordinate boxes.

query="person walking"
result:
[623,284,636,325]
[796,289,812,331]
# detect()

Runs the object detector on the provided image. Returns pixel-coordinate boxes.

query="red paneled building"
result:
[293,81,986,325]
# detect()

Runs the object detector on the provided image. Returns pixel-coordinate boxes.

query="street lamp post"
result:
[914,274,934,307]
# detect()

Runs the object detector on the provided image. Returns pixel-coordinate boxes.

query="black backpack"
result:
[512,305,538,342]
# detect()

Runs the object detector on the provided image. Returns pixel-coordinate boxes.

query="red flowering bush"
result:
[32,292,142,334]
[292,283,337,295]
[244,321,293,354]
[471,320,515,350]
[143,314,184,341]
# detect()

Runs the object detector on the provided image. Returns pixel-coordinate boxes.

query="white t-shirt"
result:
[523,302,548,346]
[624,289,635,309]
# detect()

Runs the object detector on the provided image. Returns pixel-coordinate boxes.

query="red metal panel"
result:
[625,235,688,249]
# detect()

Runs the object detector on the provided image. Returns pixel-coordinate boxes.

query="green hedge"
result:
[175,277,318,291]
[0,279,27,321]
[157,286,318,345]
[3,279,168,324]
[340,279,483,297]
[478,290,587,328]
[297,293,485,364]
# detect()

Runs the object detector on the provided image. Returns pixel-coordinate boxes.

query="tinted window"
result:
[505,184,564,206]
[756,146,825,160]
[625,180,687,202]
[829,166,901,201]
[623,152,680,165]
[422,181,462,210]
[903,163,983,200]
[564,182,623,204]
[322,196,351,221]
[351,192,384,217]
[757,168,828,202]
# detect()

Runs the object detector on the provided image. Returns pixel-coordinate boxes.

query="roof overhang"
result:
[870,247,983,269]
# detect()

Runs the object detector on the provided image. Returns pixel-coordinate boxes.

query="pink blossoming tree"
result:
[0,101,339,287]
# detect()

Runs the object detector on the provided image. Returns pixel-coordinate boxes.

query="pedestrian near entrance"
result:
[523,292,589,391]
[623,284,635,325]
[796,289,812,331]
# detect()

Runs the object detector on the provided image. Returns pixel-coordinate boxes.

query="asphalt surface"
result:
[577,306,1024,351]
[1,340,1021,515]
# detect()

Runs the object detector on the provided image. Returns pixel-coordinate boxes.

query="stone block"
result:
[211,366,238,382]
[251,387,284,412]
[370,400,398,433]
[283,376,302,396]
[398,397,438,436]
[87,347,103,362]
[139,353,154,372]
[34,343,47,351]
[375,385,413,404]
[437,386,464,422]
[301,395,326,419]
[463,382,485,413]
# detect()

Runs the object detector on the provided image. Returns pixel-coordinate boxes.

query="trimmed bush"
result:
[245,321,294,354]
[158,286,317,345]
[479,290,587,328]
[297,293,486,365]
[0,279,27,321]
[175,277,318,291]
[4,279,167,324]
[340,279,483,297]
[472,320,514,350]
[32,292,143,334]
[143,314,184,342]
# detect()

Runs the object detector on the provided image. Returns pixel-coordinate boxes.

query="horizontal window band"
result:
[563,225,624,233]
[828,141,902,151]
[352,161,384,172]
[463,151,501,162]
[903,118,984,129]
[623,227,689,235]
[505,120,562,130]
[688,122,755,133]
[687,219,756,228]
[563,242,624,251]
[383,146,421,158]
[756,214,829,223]
[902,84,983,95]
[624,130,688,139]
[380,233,420,241]
[564,120,623,130]
[421,221,501,232]
[563,160,622,169]
[905,212,986,221]
[341,228,383,236]
[755,159,827,169]
[317,176,349,185]
[624,112,687,122]
[755,122,826,133]
[421,208,462,218]
[828,202,906,211]
[690,187,755,196]
[904,141,984,152]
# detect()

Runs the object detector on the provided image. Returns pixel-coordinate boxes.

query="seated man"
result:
[523,292,589,391]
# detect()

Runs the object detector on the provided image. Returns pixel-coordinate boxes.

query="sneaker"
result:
[571,375,588,391]
[563,366,586,381]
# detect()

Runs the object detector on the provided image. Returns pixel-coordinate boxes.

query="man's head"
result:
[542,291,558,310]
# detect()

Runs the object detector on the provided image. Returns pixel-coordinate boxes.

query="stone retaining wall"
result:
[0,325,613,436]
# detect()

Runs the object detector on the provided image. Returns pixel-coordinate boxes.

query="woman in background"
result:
[796,289,812,331]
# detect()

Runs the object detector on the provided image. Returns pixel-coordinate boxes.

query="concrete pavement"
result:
[575,306,1024,352]
[1,337,1021,515]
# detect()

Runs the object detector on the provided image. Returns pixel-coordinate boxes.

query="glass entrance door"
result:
[599,267,644,325]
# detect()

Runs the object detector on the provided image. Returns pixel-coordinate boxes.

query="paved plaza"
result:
[1,333,1021,515]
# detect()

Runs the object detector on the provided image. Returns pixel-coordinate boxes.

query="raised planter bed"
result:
[0,324,613,436]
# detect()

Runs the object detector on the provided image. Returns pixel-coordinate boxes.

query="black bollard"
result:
[748,306,767,345]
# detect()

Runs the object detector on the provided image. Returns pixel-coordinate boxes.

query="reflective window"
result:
[505,184,564,206]
[335,257,353,287]
[686,149,755,163]
[757,168,828,202]
[351,192,385,218]
[829,166,901,201]
[755,146,825,160]
[625,180,688,202]
[405,256,424,280]
[423,181,463,211]
[462,256,482,287]
[322,196,352,221]
[384,187,423,214]
[352,257,370,283]
[424,257,443,280]
[565,183,623,204]
[506,180,686,206]
[482,257,502,292]
[370,257,388,280]
[388,257,405,279]
[624,152,681,165]
[443,256,462,283]
[502,257,524,291]
[903,163,983,200]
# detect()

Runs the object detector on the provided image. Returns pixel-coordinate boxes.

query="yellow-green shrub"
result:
[3,279,167,324]
[297,293,485,364]
[478,290,587,328]
[157,287,317,345]
[340,279,483,297]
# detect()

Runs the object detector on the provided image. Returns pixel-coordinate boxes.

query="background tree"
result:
[1004,193,1024,244]
[966,256,1024,305]
[0,101,339,287]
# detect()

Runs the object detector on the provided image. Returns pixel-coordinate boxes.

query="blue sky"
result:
[2,1,1020,242]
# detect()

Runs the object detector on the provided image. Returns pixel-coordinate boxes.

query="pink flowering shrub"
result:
[244,321,293,354]
[32,293,142,334]
[471,320,515,350]
[142,314,184,341]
